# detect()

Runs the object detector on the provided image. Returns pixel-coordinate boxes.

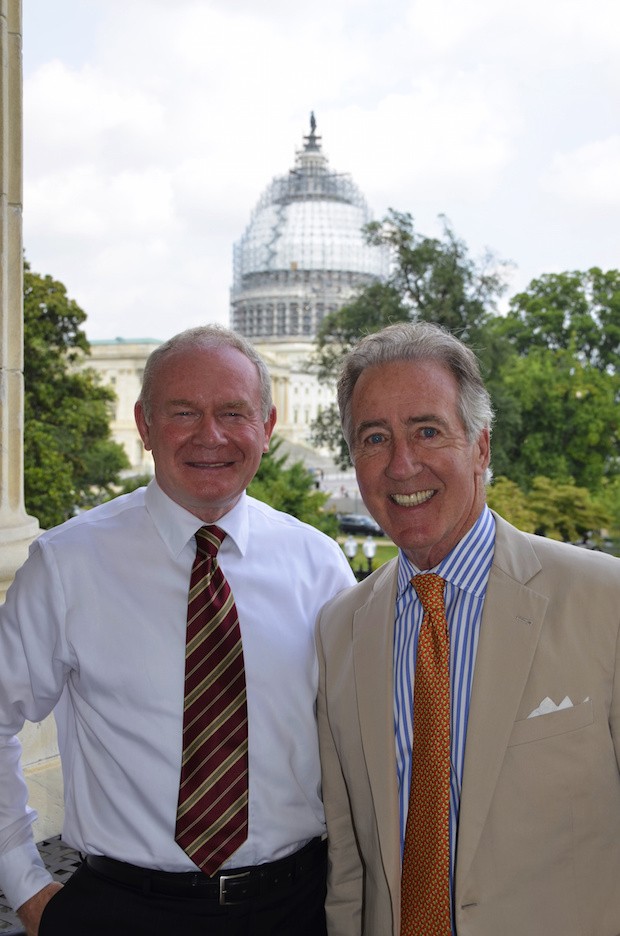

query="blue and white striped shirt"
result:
[394,505,496,894]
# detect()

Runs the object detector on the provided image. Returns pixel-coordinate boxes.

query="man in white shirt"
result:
[0,324,355,936]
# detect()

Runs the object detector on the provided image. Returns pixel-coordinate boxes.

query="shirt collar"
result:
[144,479,249,559]
[396,504,496,598]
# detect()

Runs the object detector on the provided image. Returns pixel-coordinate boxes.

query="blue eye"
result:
[421,427,438,439]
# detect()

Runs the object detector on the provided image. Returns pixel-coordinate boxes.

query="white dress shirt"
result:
[0,481,355,910]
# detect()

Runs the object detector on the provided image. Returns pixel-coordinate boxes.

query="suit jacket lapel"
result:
[353,559,402,905]
[455,514,548,891]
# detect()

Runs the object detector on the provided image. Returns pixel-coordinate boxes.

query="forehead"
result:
[351,358,461,421]
[153,345,260,395]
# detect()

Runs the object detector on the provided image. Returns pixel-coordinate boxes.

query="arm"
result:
[17,882,64,936]
[0,543,69,910]
[0,736,55,908]
[316,614,364,936]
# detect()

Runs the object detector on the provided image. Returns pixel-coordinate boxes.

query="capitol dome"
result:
[230,115,388,341]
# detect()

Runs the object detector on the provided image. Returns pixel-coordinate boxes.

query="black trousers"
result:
[38,847,327,936]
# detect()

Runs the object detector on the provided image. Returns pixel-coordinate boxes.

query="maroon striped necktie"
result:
[175,525,249,876]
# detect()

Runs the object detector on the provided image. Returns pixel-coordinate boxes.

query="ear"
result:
[134,401,152,452]
[263,406,277,452]
[474,427,490,475]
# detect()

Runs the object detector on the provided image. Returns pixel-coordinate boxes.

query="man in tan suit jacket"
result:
[317,322,620,936]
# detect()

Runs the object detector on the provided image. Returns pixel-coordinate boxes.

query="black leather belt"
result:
[85,837,326,905]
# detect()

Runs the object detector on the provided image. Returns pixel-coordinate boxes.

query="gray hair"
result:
[338,321,494,452]
[138,324,273,422]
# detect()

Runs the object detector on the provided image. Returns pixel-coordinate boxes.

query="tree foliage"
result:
[248,436,338,536]
[489,346,620,489]
[313,281,410,383]
[500,268,620,371]
[309,211,509,467]
[365,210,509,339]
[487,476,611,542]
[484,477,537,532]
[525,476,611,542]
[23,260,129,528]
[309,403,351,472]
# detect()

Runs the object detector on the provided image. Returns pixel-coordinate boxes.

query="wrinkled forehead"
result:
[351,358,461,418]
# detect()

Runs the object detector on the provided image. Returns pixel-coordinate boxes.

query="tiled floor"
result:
[0,837,81,934]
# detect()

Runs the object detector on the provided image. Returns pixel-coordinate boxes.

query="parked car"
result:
[337,513,384,537]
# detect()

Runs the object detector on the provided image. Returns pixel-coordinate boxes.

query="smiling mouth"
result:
[390,489,435,507]
[187,461,232,469]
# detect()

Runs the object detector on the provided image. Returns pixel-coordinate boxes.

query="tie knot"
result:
[411,573,446,613]
[195,525,226,558]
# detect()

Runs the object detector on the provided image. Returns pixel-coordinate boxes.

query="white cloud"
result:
[25,61,166,174]
[542,135,620,208]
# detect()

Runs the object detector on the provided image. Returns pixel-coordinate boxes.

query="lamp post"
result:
[362,536,377,577]
[343,535,358,567]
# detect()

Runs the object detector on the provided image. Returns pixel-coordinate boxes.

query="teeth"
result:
[392,490,434,507]
[190,462,227,468]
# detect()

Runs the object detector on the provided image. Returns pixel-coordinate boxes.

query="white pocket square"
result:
[527,695,574,718]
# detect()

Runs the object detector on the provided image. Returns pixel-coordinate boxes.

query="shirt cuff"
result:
[0,840,54,912]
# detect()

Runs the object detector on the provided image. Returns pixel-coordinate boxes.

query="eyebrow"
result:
[355,414,449,437]
[166,398,251,409]
[355,418,390,439]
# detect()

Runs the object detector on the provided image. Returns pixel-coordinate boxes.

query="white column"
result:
[0,0,39,602]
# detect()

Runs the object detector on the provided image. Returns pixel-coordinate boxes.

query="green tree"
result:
[527,476,611,542]
[309,211,509,466]
[309,403,350,472]
[248,436,338,536]
[485,477,537,532]
[365,210,509,340]
[313,282,410,383]
[593,477,620,553]
[488,475,610,543]
[24,260,129,528]
[500,268,620,372]
[489,346,620,490]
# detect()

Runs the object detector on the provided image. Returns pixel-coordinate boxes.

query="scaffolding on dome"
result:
[230,115,388,340]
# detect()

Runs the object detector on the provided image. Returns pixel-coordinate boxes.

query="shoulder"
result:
[36,487,148,548]
[245,494,344,555]
[319,557,398,623]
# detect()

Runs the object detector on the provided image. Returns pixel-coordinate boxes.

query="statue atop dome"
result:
[304,111,321,152]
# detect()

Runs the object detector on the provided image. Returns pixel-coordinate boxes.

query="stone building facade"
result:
[84,338,159,474]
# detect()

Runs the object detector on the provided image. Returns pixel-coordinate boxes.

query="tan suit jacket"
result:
[317,513,620,936]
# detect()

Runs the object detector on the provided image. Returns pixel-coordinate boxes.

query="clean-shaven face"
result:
[349,358,489,570]
[135,344,276,523]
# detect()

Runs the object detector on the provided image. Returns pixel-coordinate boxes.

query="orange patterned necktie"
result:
[401,573,452,936]
[175,525,249,876]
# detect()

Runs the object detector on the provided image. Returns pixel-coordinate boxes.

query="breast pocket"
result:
[508,699,594,746]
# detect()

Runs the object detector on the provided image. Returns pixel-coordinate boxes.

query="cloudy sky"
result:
[23,0,620,342]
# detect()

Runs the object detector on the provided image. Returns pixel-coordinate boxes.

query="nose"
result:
[193,416,227,446]
[385,438,424,480]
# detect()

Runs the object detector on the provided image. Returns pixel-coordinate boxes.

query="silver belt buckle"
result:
[219,870,251,905]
